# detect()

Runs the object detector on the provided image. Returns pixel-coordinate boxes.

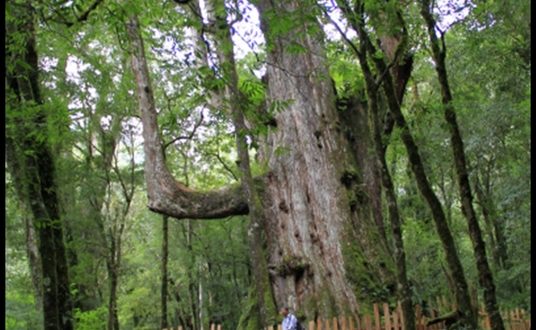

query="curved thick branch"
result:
[126,15,248,220]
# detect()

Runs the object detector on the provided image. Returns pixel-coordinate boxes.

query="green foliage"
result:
[74,306,108,330]
[5,0,531,328]
[326,42,364,98]
[5,291,42,330]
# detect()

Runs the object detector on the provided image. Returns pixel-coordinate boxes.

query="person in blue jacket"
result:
[280,306,299,330]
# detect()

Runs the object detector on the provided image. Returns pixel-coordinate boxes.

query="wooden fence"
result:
[163,301,530,330]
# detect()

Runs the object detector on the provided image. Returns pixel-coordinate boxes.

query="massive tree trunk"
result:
[127,1,393,324]
[253,0,398,318]
[420,2,505,329]
[6,1,73,329]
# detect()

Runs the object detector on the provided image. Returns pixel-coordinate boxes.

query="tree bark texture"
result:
[128,0,397,321]
[255,0,394,317]
[6,1,73,329]
[420,1,505,329]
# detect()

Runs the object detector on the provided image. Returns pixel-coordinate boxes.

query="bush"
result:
[75,306,108,330]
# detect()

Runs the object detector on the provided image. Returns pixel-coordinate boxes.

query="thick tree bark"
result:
[255,0,395,317]
[129,0,394,321]
[6,1,73,329]
[420,2,505,329]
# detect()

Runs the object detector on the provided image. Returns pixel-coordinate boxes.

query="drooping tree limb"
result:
[125,14,249,220]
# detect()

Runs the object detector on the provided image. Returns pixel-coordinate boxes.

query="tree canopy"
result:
[5,0,530,329]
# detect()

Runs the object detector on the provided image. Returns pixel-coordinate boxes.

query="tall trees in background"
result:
[128,0,405,324]
[5,0,531,329]
[6,1,73,328]
[420,1,504,328]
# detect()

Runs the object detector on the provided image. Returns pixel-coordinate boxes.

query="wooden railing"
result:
[162,301,530,330]
[262,301,530,330]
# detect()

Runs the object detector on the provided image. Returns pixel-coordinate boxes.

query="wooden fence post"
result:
[373,304,381,330]
[363,315,372,330]
[397,301,405,330]
[383,303,391,330]
[340,316,347,330]
[348,316,356,330]
[162,299,530,330]
[392,308,400,330]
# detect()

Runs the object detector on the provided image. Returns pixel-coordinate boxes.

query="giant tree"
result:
[125,0,399,325]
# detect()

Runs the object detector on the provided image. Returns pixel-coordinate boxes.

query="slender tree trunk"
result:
[336,3,477,325]
[184,220,199,330]
[206,0,274,325]
[161,215,169,329]
[420,2,505,329]
[388,72,477,329]
[473,175,500,269]
[198,276,204,330]
[107,242,120,330]
[474,173,509,270]
[341,2,477,325]
[349,16,416,329]
[24,215,43,310]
